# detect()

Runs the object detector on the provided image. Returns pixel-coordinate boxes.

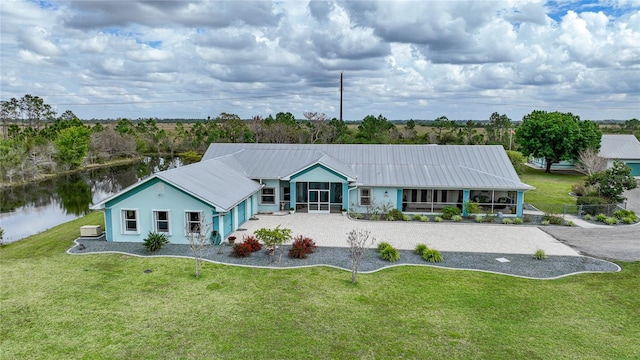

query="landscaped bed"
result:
[68,238,620,279]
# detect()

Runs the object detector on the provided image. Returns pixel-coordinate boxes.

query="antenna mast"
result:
[340,72,343,121]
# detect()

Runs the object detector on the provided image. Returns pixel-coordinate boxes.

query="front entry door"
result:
[308,189,330,213]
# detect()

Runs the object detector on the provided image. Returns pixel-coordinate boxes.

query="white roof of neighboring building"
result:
[600,135,640,160]
[203,143,533,190]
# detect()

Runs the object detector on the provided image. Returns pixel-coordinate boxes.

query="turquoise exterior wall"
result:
[257,179,281,212]
[104,178,256,244]
[347,186,397,213]
[290,165,346,183]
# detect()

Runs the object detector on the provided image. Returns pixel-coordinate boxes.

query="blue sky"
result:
[1,0,639,121]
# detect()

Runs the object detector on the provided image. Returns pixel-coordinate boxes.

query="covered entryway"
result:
[308,186,330,213]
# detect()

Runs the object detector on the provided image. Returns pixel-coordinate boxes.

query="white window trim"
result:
[184,210,204,235]
[121,208,140,235]
[260,187,277,205]
[359,188,372,206]
[152,209,171,235]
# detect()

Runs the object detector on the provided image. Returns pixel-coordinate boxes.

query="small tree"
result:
[346,229,375,284]
[254,226,292,263]
[585,159,638,203]
[575,148,607,176]
[0,226,4,245]
[185,221,212,278]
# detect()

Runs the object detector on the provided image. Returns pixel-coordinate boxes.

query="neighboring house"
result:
[530,134,640,176]
[93,144,534,244]
[599,134,640,177]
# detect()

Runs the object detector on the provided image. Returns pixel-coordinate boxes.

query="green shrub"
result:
[377,242,392,252]
[543,213,564,225]
[434,216,443,223]
[379,245,400,262]
[502,218,513,224]
[513,218,523,224]
[623,217,635,224]
[422,248,443,263]
[441,206,461,220]
[413,214,422,221]
[414,244,428,255]
[464,201,481,216]
[576,196,610,216]
[613,210,638,222]
[605,217,618,225]
[355,213,363,220]
[370,214,381,221]
[584,214,592,221]
[420,215,429,222]
[533,249,546,260]
[386,209,404,221]
[541,220,550,226]
[565,221,575,226]
[403,215,411,221]
[452,215,462,222]
[475,216,484,223]
[595,213,608,222]
[143,232,169,253]
[483,214,497,223]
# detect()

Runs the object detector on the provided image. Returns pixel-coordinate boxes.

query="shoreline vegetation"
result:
[0,156,142,190]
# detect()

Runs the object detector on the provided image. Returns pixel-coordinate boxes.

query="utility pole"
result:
[340,72,343,121]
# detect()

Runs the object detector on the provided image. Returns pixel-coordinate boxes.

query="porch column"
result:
[397,189,403,211]
[462,189,470,216]
[290,181,296,210]
[516,190,524,217]
[342,182,348,211]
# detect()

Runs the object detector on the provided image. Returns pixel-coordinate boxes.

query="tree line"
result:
[2,93,639,185]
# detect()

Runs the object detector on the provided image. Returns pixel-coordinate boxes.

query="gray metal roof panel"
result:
[158,159,262,211]
[600,135,640,159]
[202,143,531,190]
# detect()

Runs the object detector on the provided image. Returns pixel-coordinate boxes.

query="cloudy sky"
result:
[1,0,639,121]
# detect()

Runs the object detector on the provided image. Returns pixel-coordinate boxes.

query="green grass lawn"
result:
[520,166,584,214]
[1,212,639,359]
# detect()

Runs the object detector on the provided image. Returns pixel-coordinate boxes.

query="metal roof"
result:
[600,135,640,160]
[203,143,533,190]
[92,159,263,212]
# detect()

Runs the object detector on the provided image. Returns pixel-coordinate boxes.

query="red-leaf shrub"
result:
[230,242,253,257]
[242,235,263,252]
[288,235,317,259]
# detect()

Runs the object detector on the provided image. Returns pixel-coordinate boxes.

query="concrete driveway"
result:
[623,185,640,213]
[232,213,580,256]
[542,225,640,262]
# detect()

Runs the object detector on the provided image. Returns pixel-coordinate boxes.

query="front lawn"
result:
[520,166,584,213]
[1,213,639,359]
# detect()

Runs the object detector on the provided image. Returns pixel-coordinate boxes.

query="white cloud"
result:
[0,0,638,121]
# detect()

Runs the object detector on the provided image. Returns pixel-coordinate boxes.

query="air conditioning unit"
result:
[80,225,102,237]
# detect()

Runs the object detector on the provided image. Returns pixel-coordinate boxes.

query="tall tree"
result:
[516,110,601,173]
[54,126,91,169]
[356,114,395,143]
[486,112,512,145]
[1,98,20,140]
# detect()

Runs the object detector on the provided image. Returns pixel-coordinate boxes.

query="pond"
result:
[0,157,181,244]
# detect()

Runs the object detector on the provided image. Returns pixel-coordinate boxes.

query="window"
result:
[153,210,170,234]
[185,211,202,234]
[359,188,371,206]
[261,187,276,204]
[122,209,138,234]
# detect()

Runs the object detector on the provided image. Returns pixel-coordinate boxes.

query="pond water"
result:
[0,157,181,244]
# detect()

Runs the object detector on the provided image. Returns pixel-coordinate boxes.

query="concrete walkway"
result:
[232,213,580,256]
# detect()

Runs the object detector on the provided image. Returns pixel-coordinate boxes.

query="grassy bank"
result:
[520,166,584,213]
[1,213,638,359]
